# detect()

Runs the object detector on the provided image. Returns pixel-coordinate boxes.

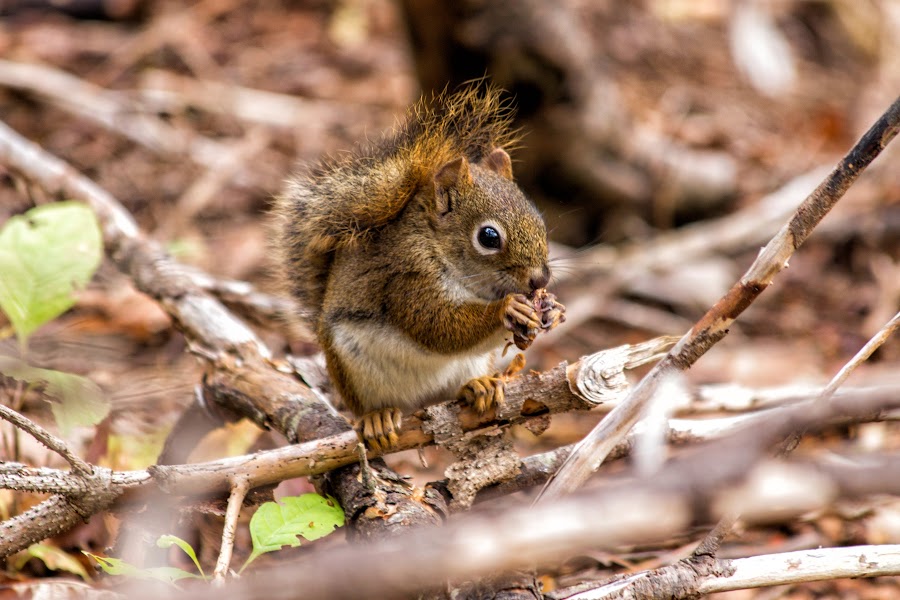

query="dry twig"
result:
[538,94,900,502]
[0,403,92,476]
[821,310,900,400]
[555,545,900,600]
[214,475,251,581]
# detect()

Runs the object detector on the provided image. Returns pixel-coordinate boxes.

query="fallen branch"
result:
[120,387,900,600]
[538,94,900,502]
[553,545,900,599]
[665,305,900,592]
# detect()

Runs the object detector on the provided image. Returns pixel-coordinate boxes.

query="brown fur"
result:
[275,84,550,427]
[274,85,519,323]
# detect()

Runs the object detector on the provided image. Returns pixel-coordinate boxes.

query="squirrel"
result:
[275,85,565,451]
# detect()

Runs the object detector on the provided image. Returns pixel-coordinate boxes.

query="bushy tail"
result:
[275,84,518,321]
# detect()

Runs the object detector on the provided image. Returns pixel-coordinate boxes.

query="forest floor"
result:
[1,1,899,598]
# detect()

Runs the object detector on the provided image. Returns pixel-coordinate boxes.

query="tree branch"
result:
[0,403,92,476]
[123,398,900,600]
[537,94,900,502]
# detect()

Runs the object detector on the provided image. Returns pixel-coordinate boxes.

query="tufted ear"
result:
[481,147,513,180]
[433,156,472,215]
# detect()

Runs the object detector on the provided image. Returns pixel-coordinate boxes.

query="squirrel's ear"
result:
[433,156,471,215]
[481,148,513,180]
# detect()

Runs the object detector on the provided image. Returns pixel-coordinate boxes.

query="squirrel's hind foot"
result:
[458,352,527,414]
[458,374,506,414]
[356,408,403,453]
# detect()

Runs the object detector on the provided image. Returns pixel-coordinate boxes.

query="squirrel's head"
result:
[427,148,550,302]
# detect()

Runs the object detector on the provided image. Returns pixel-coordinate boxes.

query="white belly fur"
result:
[331,320,501,412]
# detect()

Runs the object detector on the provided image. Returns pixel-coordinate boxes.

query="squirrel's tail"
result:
[275,84,518,321]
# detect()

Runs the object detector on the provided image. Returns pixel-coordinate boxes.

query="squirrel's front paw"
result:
[503,293,542,349]
[457,375,505,414]
[356,408,403,453]
[505,289,566,350]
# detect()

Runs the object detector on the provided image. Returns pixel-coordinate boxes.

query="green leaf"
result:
[83,552,200,584]
[0,357,109,436]
[0,201,102,346]
[243,494,344,570]
[142,566,203,583]
[157,534,206,579]
[11,544,91,581]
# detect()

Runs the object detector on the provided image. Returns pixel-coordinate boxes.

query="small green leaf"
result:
[157,534,206,579]
[243,494,344,570]
[83,552,200,584]
[0,201,102,346]
[0,357,108,436]
[280,494,345,542]
[12,544,91,581]
[84,553,137,577]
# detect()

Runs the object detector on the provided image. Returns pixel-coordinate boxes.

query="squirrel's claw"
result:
[357,408,403,453]
[458,375,505,414]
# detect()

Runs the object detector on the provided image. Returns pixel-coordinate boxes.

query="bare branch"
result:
[0,403,92,476]
[537,95,900,502]
[681,309,900,574]
[129,430,900,600]
[0,382,895,561]
[822,310,900,400]
[214,475,251,581]
[0,495,98,555]
[556,545,900,599]
[700,545,900,596]
[0,464,142,557]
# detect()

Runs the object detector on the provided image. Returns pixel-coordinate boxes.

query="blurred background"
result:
[1,0,899,596]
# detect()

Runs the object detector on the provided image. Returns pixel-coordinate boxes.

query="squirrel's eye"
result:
[477,226,502,250]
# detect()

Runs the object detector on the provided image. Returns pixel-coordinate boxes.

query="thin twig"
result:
[689,510,741,560]
[214,475,251,581]
[821,310,900,400]
[0,403,92,476]
[536,94,900,503]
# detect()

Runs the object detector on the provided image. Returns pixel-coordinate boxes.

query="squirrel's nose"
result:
[529,265,551,291]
